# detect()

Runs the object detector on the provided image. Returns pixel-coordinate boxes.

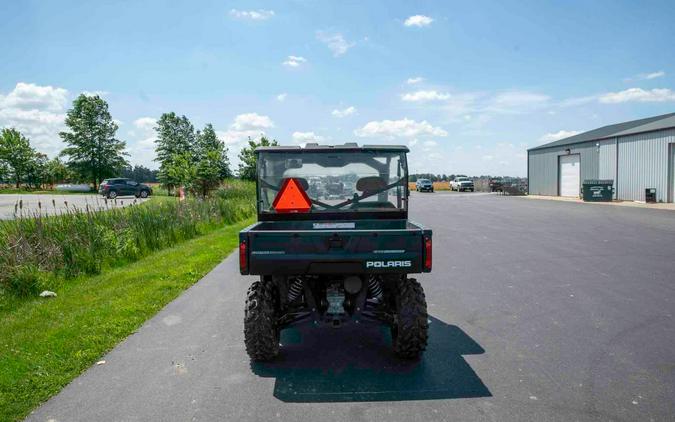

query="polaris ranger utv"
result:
[239,143,432,361]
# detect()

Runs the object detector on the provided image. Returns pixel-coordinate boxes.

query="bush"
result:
[0,180,255,296]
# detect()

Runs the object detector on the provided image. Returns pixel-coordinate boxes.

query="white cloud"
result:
[133,117,156,132]
[406,77,424,84]
[292,131,324,145]
[331,106,356,118]
[402,90,451,102]
[423,140,438,147]
[355,118,447,138]
[316,31,355,57]
[126,117,157,167]
[598,88,675,104]
[539,130,580,143]
[282,55,307,68]
[276,93,287,102]
[0,82,69,157]
[625,70,665,81]
[81,90,109,97]
[229,9,275,20]
[404,15,433,27]
[230,112,275,131]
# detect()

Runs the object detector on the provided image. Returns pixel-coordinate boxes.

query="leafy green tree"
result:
[192,124,230,196]
[60,94,128,189]
[0,128,35,188]
[163,152,195,191]
[45,157,72,186]
[196,124,231,179]
[238,136,278,180]
[121,165,158,182]
[25,152,49,189]
[155,112,195,192]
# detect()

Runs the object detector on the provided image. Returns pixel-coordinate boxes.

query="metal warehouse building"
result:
[528,112,675,203]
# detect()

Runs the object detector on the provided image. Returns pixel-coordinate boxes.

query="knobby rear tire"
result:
[392,278,429,359]
[244,279,280,361]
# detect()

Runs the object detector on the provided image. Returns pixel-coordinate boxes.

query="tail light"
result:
[239,239,248,274]
[423,235,432,271]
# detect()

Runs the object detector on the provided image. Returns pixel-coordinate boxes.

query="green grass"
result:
[0,180,255,296]
[0,218,253,421]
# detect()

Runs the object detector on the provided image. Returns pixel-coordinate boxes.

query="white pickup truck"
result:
[450,177,475,192]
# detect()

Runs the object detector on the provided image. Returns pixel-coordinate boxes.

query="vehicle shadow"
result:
[251,316,491,402]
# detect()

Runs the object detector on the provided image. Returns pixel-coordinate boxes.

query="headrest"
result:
[356,176,386,192]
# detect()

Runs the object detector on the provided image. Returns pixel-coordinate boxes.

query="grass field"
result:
[0,218,254,421]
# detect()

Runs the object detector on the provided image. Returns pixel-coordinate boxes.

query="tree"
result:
[60,94,128,190]
[163,152,195,191]
[121,165,158,182]
[44,157,72,186]
[0,128,35,188]
[154,112,195,192]
[192,124,230,196]
[238,136,278,180]
[25,152,49,189]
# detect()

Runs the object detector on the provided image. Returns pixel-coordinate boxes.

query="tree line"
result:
[0,92,277,195]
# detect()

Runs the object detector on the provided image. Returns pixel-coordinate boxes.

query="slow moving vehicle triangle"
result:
[272,178,312,213]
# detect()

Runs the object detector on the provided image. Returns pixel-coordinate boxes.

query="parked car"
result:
[99,178,153,199]
[450,177,474,192]
[415,178,434,192]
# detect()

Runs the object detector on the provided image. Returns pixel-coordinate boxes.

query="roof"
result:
[529,112,675,151]
[256,143,409,153]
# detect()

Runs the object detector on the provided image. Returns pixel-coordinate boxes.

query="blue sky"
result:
[1,0,674,176]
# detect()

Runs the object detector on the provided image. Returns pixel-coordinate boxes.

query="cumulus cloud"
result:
[0,82,69,156]
[282,55,307,68]
[404,15,433,27]
[276,93,287,102]
[406,77,424,84]
[402,90,451,102]
[355,118,447,138]
[229,9,275,20]
[598,88,675,103]
[292,131,324,145]
[625,70,665,82]
[316,31,355,57]
[124,117,158,167]
[539,130,580,143]
[230,112,274,132]
[331,106,356,118]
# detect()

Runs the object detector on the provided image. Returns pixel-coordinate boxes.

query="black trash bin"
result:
[582,180,614,202]
[645,188,657,203]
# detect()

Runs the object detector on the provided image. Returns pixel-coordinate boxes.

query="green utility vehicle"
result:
[239,143,433,361]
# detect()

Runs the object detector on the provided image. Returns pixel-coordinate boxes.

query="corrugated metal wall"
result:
[528,142,599,196]
[616,128,675,202]
[598,139,617,199]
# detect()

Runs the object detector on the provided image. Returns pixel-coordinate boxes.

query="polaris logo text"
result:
[366,260,412,268]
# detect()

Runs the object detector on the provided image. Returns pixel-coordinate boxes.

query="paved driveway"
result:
[0,194,150,219]
[27,193,675,421]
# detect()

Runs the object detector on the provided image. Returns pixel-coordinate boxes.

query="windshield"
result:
[258,151,407,213]
[457,177,471,182]
[418,179,431,184]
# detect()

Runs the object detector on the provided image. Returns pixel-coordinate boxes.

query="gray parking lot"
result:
[0,194,151,219]
[28,193,675,421]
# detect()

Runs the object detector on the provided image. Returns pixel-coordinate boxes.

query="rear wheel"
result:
[140,190,149,198]
[244,278,280,361]
[392,278,428,359]
[107,190,118,199]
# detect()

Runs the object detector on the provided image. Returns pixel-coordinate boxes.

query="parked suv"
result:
[415,178,434,192]
[99,178,152,199]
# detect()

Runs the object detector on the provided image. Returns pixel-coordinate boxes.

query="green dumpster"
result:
[582,180,614,202]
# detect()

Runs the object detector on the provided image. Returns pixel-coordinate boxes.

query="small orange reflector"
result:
[272,178,312,213]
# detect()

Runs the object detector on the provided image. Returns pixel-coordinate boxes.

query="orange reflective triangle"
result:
[272,178,312,213]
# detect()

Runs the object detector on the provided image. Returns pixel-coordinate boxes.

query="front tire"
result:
[244,279,280,361]
[140,190,149,198]
[107,190,118,199]
[392,278,428,359]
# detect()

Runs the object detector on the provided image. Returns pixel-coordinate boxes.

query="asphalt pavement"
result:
[0,194,151,219]
[27,192,675,421]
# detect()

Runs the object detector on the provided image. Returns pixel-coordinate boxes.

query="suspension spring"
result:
[367,276,384,303]
[287,278,304,302]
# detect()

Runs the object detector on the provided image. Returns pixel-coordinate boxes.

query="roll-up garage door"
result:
[559,154,580,197]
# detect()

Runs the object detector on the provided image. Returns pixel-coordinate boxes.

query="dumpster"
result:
[582,180,614,202]
[645,188,657,203]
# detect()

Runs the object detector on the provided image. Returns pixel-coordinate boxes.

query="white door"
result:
[559,154,580,197]
[671,144,675,203]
